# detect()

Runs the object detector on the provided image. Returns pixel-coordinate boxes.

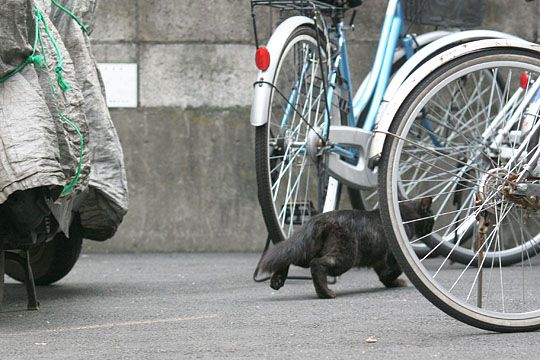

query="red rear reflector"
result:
[521,72,530,89]
[255,47,270,71]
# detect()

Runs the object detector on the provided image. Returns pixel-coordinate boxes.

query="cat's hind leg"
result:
[270,266,289,290]
[374,253,406,288]
[310,255,352,299]
[310,257,336,299]
[310,225,354,299]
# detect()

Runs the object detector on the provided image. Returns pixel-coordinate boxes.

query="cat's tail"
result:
[258,220,319,274]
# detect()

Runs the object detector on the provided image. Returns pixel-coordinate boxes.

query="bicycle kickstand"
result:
[5,249,39,310]
[0,243,4,312]
[23,249,39,310]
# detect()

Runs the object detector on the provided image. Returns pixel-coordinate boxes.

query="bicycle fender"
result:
[383,30,519,103]
[250,16,315,127]
[369,38,540,163]
[352,30,452,113]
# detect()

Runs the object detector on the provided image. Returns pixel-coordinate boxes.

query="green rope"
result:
[35,6,83,194]
[30,10,42,59]
[0,6,76,92]
[35,7,71,92]
[0,6,85,195]
[0,8,45,84]
[60,114,84,195]
[0,56,43,84]
[50,0,89,34]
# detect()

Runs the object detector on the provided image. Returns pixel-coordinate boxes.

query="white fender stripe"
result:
[384,30,519,102]
[250,16,314,127]
[369,38,540,161]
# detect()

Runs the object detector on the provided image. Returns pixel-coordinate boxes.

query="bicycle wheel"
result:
[380,47,540,331]
[255,25,344,244]
[384,51,538,266]
[6,215,83,285]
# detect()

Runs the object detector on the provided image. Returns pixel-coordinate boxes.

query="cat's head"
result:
[399,197,435,239]
[413,197,435,239]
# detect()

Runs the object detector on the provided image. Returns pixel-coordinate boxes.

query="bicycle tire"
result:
[380,47,540,332]
[255,25,344,244]
[388,48,540,266]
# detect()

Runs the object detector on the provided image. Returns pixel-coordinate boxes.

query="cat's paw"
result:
[384,278,407,288]
[270,273,286,290]
[316,289,336,299]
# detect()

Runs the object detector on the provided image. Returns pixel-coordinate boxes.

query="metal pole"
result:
[24,249,39,310]
[0,244,4,312]
[476,212,490,308]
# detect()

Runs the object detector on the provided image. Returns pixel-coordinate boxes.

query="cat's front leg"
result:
[374,254,406,288]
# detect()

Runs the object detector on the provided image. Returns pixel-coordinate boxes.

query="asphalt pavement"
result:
[0,253,538,359]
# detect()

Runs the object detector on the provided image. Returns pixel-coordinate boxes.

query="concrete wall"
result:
[84,0,540,253]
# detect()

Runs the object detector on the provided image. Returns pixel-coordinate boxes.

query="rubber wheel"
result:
[379,47,540,332]
[6,217,83,286]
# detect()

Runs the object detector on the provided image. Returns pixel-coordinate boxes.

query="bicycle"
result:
[376,37,540,331]
[250,0,524,268]
[250,0,540,331]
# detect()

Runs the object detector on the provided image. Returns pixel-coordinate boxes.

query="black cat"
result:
[259,197,434,299]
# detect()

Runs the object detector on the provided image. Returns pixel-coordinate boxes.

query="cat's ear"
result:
[420,197,433,210]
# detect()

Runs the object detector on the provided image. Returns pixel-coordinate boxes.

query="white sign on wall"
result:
[97,63,138,108]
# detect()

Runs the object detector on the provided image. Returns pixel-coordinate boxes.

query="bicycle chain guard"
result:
[326,126,377,190]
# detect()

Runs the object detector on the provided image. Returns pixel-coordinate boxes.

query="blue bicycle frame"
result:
[322,0,408,159]
[277,0,411,161]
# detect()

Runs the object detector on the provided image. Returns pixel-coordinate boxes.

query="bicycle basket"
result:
[405,0,485,28]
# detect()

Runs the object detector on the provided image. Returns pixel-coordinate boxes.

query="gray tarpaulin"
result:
[48,0,128,240]
[0,0,127,241]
